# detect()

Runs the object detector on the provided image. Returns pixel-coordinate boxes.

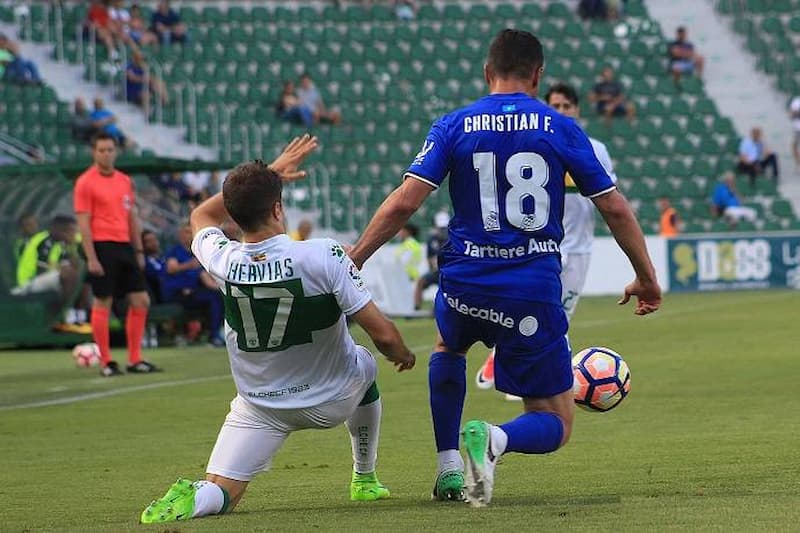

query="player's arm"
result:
[349,178,433,268]
[350,118,450,268]
[563,120,660,315]
[351,302,415,371]
[591,190,661,315]
[190,134,318,236]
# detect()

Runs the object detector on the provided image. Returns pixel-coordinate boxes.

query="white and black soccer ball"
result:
[572,347,631,412]
[72,343,101,368]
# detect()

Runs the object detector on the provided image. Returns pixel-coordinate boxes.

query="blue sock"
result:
[428,351,466,452]
[500,412,564,454]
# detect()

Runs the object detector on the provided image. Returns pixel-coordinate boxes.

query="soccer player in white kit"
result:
[141,136,417,524]
[475,83,618,392]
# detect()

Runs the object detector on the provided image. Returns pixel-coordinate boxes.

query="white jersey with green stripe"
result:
[192,228,371,409]
[562,137,617,255]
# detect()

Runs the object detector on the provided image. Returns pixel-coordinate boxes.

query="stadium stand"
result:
[1,0,798,235]
[716,0,800,97]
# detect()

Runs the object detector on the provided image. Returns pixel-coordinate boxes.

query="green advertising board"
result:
[668,233,800,292]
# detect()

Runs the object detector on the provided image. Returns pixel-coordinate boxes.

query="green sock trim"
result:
[219,486,231,515]
[358,382,380,406]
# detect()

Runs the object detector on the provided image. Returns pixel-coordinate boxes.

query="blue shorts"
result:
[434,288,572,399]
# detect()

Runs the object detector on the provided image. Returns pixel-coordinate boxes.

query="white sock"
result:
[437,449,464,474]
[65,308,78,324]
[191,480,225,518]
[77,309,88,323]
[345,399,382,474]
[490,425,509,458]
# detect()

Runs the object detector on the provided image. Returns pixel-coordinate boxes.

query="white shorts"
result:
[206,347,378,481]
[560,253,591,319]
[10,270,60,295]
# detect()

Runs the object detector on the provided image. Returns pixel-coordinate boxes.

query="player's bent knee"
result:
[129,291,150,309]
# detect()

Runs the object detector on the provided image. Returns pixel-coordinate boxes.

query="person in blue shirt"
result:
[349,29,661,506]
[89,97,134,149]
[163,223,224,346]
[150,0,187,45]
[142,230,166,303]
[711,172,757,224]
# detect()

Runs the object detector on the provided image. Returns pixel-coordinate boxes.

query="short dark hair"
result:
[90,131,117,147]
[223,161,283,232]
[403,223,419,240]
[545,83,579,106]
[50,214,76,229]
[486,29,544,80]
[141,229,155,239]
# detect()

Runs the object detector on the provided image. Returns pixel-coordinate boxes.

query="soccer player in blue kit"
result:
[349,29,661,506]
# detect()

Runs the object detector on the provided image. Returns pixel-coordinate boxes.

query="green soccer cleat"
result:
[140,478,196,524]
[431,470,465,502]
[350,471,390,501]
[462,420,498,507]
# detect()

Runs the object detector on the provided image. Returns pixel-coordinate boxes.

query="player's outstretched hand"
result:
[387,350,416,372]
[618,278,661,315]
[270,134,319,182]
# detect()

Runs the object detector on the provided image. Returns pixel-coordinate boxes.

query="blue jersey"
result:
[406,93,615,304]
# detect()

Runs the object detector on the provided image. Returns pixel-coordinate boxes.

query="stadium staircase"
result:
[2,0,799,235]
[647,0,800,212]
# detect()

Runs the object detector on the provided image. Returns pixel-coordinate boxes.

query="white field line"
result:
[0,344,435,411]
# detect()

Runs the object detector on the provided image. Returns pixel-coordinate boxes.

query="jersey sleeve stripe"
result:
[587,185,617,199]
[403,172,439,190]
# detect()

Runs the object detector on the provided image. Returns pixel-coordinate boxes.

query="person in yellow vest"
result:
[289,219,313,241]
[658,197,681,237]
[12,215,90,331]
[395,223,423,281]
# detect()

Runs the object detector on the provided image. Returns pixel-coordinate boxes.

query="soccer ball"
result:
[72,343,100,368]
[572,347,631,412]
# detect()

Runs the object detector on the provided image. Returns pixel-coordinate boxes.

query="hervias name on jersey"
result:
[226,258,294,283]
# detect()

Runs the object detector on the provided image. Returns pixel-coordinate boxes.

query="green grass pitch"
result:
[1,290,799,531]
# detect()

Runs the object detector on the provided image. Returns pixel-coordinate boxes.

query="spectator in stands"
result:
[83,0,119,59]
[141,229,165,303]
[126,50,168,114]
[395,0,417,20]
[712,172,758,225]
[658,197,681,237]
[737,127,779,187]
[668,26,705,85]
[578,0,608,20]
[14,213,39,264]
[71,98,97,143]
[297,74,342,125]
[395,223,422,282]
[150,0,187,45]
[127,4,158,47]
[0,33,42,85]
[162,223,224,346]
[107,0,151,52]
[789,96,800,167]
[11,215,89,331]
[90,97,135,149]
[277,80,313,128]
[414,211,449,310]
[588,66,635,124]
[182,170,211,205]
[289,219,313,241]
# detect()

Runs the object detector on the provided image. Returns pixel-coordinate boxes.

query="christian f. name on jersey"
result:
[405,93,615,304]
